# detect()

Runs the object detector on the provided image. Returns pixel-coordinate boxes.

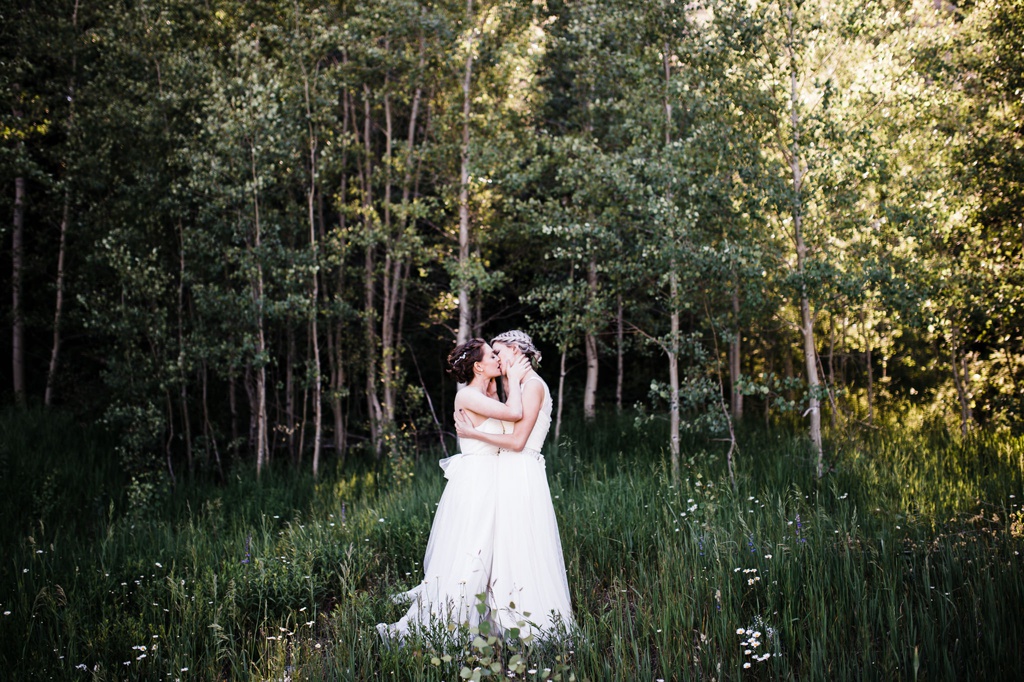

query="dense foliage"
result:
[3,0,1024,484]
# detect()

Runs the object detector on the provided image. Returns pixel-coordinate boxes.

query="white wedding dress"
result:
[376,417,502,640]
[376,377,572,641]
[489,376,574,639]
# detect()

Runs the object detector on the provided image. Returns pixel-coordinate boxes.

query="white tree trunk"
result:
[583,259,599,419]
[360,87,383,457]
[457,0,475,345]
[47,1,78,406]
[11,175,25,404]
[307,181,322,478]
[730,286,743,419]
[555,346,567,443]
[800,296,823,476]
[663,48,680,482]
[862,311,874,425]
[298,40,323,477]
[328,63,353,464]
[382,87,396,427]
[251,145,269,476]
[788,8,823,476]
[177,222,193,475]
[616,294,623,412]
[668,269,681,483]
[950,317,971,436]
[46,191,69,406]
[286,325,296,458]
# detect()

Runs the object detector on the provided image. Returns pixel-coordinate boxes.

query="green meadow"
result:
[2,408,1022,681]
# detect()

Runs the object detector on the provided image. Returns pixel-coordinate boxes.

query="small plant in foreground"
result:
[737,622,775,668]
[1010,509,1024,538]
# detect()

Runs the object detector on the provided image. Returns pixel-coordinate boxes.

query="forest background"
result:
[3,0,1024,484]
[2,0,1024,678]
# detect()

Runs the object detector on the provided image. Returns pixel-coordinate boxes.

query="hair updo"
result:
[491,329,542,366]
[446,338,488,384]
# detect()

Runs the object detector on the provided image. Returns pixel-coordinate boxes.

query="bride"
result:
[455,330,574,639]
[376,338,530,640]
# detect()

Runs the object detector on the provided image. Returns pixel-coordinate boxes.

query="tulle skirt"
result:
[376,449,573,642]
[488,449,574,639]
[376,452,498,640]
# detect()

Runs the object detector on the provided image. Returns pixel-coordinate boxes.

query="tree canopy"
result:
[3,0,1023,487]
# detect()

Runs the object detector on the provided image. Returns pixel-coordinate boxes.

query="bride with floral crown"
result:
[455,330,574,639]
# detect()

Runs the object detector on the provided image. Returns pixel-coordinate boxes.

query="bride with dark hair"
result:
[376,338,529,640]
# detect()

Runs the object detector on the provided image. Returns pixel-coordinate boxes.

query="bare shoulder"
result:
[455,385,485,409]
[522,375,546,398]
[453,385,472,405]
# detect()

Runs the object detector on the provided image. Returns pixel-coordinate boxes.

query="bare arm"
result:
[455,379,544,451]
[453,356,530,424]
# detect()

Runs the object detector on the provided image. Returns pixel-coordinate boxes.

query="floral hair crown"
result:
[491,330,541,364]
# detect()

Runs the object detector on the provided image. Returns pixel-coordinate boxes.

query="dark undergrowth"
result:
[1,407,1022,680]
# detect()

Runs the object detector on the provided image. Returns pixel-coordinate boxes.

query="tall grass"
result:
[1,408,1022,680]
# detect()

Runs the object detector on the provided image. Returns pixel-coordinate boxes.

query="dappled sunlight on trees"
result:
[1,0,1023,483]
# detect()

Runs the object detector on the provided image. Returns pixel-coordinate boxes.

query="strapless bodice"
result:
[458,417,503,456]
